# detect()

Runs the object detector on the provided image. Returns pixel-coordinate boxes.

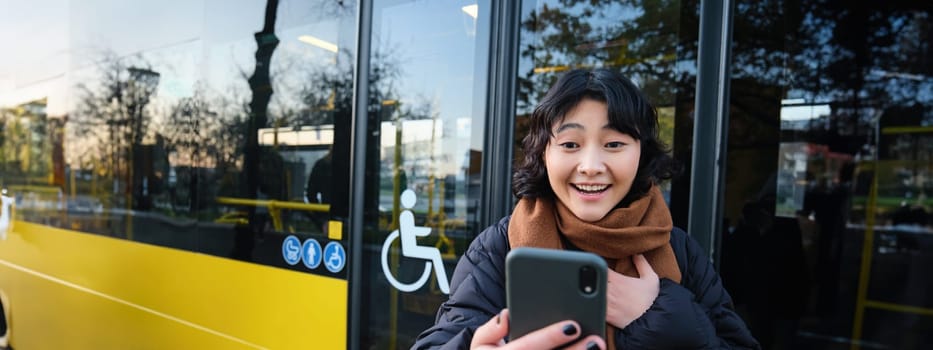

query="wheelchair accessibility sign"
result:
[324,241,346,273]
[381,189,450,294]
[283,235,342,273]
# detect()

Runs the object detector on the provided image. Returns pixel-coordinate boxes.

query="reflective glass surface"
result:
[359,1,491,348]
[0,0,357,278]
[515,0,697,223]
[719,1,932,348]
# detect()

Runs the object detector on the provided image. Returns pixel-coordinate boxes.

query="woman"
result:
[413,69,759,349]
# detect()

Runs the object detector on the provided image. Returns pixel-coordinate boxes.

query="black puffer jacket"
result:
[412,216,760,349]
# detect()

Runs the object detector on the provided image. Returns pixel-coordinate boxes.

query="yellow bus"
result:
[1,1,490,348]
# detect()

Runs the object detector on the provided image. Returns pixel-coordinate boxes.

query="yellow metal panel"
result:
[0,221,346,349]
[328,220,343,240]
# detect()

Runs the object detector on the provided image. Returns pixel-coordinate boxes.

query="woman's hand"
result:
[471,309,605,350]
[606,254,660,329]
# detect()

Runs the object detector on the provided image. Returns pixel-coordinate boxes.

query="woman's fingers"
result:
[605,255,661,329]
[632,254,658,279]
[506,320,595,349]
[470,310,509,349]
[608,255,656,283]
[472,310,606,349]
[565,335,606,350]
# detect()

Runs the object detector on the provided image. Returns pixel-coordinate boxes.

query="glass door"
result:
[514,0,698,224]
[359,1,492,348]
[719,1,932,348]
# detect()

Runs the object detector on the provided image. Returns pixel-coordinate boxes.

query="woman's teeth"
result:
[574,184,608,193]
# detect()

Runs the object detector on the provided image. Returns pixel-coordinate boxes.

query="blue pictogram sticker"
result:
[302,238,323,269]
[324,241,346,273]
[282,235,302,265]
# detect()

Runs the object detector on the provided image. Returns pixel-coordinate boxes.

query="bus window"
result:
[0,1,357,348]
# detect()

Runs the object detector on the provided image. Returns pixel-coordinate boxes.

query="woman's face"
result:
[544,98,641,222]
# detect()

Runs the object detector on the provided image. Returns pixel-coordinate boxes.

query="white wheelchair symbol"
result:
[324,242,345,273]
[328,252,342,268]
[381,189,451,294]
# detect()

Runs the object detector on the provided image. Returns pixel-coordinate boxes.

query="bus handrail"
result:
[215,197,330,212]
[6,184,62,194]
[215,197,330,232]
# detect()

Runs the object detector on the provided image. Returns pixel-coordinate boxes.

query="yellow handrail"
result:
[7,185,62,194]
[215,197,330,232]
[215,197,330,212]
[881,126,933,134]
[850,161,933,349]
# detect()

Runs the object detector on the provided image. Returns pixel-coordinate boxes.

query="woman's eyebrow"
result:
[555,122,584,133]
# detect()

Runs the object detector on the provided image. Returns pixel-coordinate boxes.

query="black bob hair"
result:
[512,68,680,207]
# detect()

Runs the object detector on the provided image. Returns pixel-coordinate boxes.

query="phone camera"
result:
[578,265,597,295]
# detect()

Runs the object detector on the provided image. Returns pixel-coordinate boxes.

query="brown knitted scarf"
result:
[508,185,681,347]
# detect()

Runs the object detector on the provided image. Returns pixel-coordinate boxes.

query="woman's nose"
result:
[576,148,606,176]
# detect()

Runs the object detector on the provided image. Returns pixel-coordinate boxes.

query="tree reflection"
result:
[718,0,931,232]
[733,0,931,154]
[514,0,696,225]
[162,89,215,213]
[243,0,280,225]
[517,0,686,113]
[71,55,160,211]
[723,1,931,348]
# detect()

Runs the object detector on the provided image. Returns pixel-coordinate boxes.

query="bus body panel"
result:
[0,221,346,349]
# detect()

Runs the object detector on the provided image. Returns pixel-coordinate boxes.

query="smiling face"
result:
[544,98,641,222]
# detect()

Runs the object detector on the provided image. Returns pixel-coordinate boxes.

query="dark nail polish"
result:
[496,312,501,325]
[586,340,600,350]
[562,324,578,336]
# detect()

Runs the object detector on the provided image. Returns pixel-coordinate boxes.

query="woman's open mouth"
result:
[572,184,610,195]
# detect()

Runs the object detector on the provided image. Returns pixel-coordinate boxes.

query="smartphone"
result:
[506,247,607,341]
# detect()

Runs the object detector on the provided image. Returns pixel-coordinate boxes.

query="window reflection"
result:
[360,0,490,348]
[515,0,691,210]
[721,0,932,348]
[1,0,357,277]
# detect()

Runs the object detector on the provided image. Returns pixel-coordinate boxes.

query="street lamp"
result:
[123,67,159,236]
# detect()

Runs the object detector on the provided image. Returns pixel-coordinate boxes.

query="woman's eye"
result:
[606,141,625,148]
[559,142,579,149]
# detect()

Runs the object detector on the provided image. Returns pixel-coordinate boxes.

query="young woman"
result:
[413,69,759,349]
